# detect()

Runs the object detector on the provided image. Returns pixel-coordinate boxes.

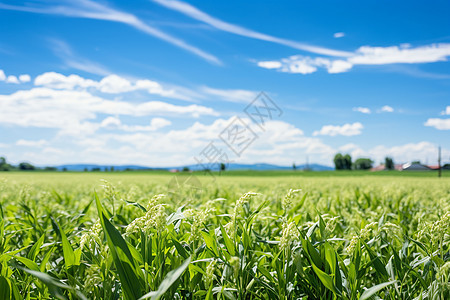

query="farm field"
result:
[0,172,449,299]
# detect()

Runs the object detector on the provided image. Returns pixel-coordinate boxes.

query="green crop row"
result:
[0,174,448,299]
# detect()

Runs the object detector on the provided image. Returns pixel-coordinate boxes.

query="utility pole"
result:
[438,146,441,178]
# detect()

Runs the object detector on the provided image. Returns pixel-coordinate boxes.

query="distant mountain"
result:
[53,163,333,171]
[183,163,332,171]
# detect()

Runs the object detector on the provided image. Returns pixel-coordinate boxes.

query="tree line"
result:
[334,153,395,170]
[0,157,49,171]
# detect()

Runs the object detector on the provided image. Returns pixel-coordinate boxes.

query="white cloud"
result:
[368,142,449,165]
[257,61,282,69]
[6,75,19,84]
[333,32,345,38]
[353,107,371,114]
[19,74,31,83]
[441,106,450,115]
[149,117,172,130]
[380,105,394,112]
[313,122,363,136]
[2,110,448,167]
[0,0,221,64]
[349,44,450,65]
[258,55,352,74]
[336,141,448,165]
[16,139,48,147]
[153,0,352,57]
[0,70,5,81]
[100,116,172,132]
[34,72,182,99]
[100,116,122,129]
[98,75,133,93]
[0,87,218,136]
[81,117,332,167]
[257,43,450,75]
[424,118,450,130]
[328,60,353,73]
[35,72,97,89]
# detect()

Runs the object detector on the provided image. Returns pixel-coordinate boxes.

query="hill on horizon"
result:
[52,162,333,172]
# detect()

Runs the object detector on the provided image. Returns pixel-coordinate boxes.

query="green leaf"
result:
[13,256,40,271]
[0,276,11,300]
[172,238,189,259]
[360,280,397,300]
[20,268,87,300]
[57,222,78,270]
[95,192,142,300]
[201,231,218,256]
[311,263,336,294]
[27,233,45,261]
[101,213,142,300]
[220,223,235,256]
[139,257,191,300]
[205,283,214,300]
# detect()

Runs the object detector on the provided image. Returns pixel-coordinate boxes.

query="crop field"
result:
[0,172,449,299]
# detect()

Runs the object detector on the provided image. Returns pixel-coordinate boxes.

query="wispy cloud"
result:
[0,0,221,64]
[152,0,352,57]
[257,43,450,75]
[200,86,258,103]
[49,39,111,76]
[333,32,345,38]
[313,122,363,136]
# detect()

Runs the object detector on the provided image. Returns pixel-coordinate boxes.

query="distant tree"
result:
[292,163,297,171]
[353,158,373,170]
[219,163,226,175]
[334,153,352,170]
[0,157,11,171]
[111,166,115,172]
[92,167,100,172]
[19,162,35,171]
[182,167,190,172]
[44,167,57,171]
[385,157,394,170]
[84,167,88,172]
[412,160,421,165]
[343,154,352,170]
[334,153,344,170]
[62,167,67,172]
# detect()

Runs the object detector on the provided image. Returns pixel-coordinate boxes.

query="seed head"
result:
[282,189,301,212]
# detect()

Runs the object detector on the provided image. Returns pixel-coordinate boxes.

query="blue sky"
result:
[0,0,449,167]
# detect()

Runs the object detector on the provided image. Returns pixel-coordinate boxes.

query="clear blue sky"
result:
[0,0,449,167]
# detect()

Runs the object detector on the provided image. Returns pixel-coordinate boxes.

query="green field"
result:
[0,172,449,299]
